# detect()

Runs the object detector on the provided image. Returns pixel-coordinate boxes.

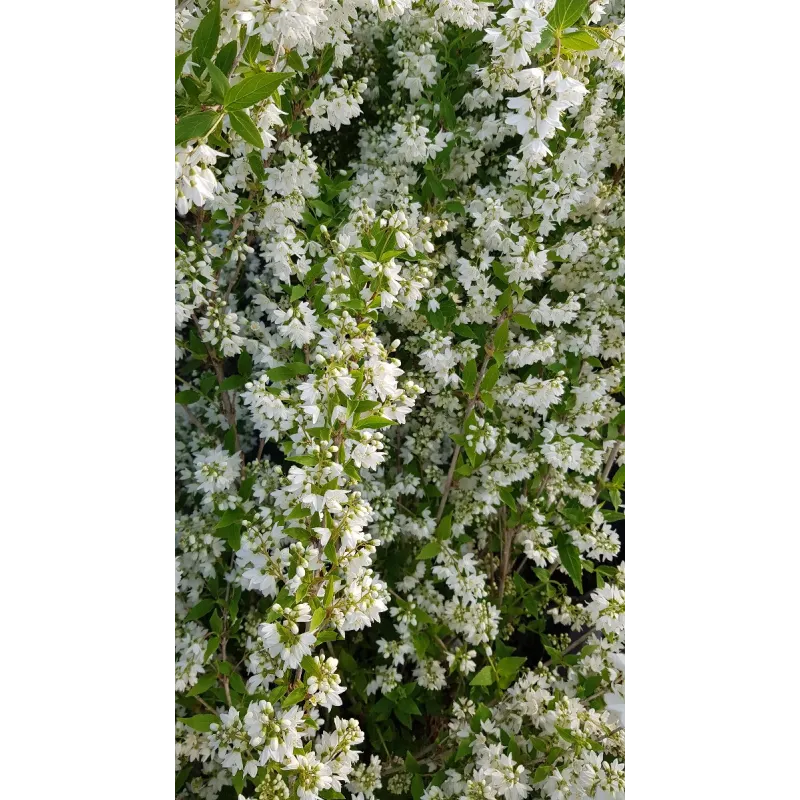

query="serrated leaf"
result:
[224,72,291,110]
[178,714,218,732]
[561,30,599,51]
[310,606,326,631]
[186,672,217,696]
[556,534,583,593]
[192,0,220,66]
[185,599,215,622]
[417,540,441,560]
[463,359,477,394]
[228,109,264,148]
[215,40,237,75]
[204,59,230,101]
[176,390,201,404]
[354,415,395,429]
[283,685,307,707]
[497,656,527,678]
[470,665,495,686]
[548,0,588,31]
[267,362,311,381]
[175,112,220,145]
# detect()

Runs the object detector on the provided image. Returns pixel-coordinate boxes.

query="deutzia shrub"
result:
[175,1,625,798]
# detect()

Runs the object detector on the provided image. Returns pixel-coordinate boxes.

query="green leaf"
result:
[481,363,499,392]
[237,350,253,377]
[498,487,517,512]
[493,320,509,355]
[283,685,307,707]
[463,359,477,394]
[178,714,218,732]
[561,30,599,50]
[209,609,222,634]
[405,751,422,774]
[556,534,583,593]
[533,764,553,783]
[497,656,527,678]
[547,0,588,31]
[354,415,395,429]
[175,112,220,145]
[224,72,291,110]
[556,725,578,743]
[186,672,217,696]
[425,171,447,201]
[229,671,247,695]
[281,50,303,73]
[411,774,424,800]
[417,540,441,560]
[267,362,311,381]
[175,51,190,83]
[220,374,246,391]
[185,599,215,622]
[204,59,230,101]
[176,389,201,404]
[470,665,495,686]
[204,635,220,662]
[310,606,326,631]
[435,514,452,541]
[215,40,238,75]
[229,109,264,148]
[192,0,221,66]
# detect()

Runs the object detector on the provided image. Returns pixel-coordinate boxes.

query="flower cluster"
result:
[175,0,625,798]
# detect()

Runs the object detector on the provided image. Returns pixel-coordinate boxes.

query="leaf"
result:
[547,0,588,31]
[425,171,447,201]
[175,112,220,145]
[556,534,583,593]
[493,320,509,355]
[214,40,238,75]
[229,671,247,695]
[463,359,477,393]
[224,72,291,110]
[481,363,499,392]
[185,599,215,622]
[497,656,527,678]
[533,764,553,783]
[178,714,218,732]
[175,51,190,83]
[354,415,395,429]
[186,673,217,696]
[405,751,422,774]
[498,487,517,512]
[470,665,495,686]
[176,389,201,404]
[286,50,305,72]
[228,109,264,148]
[192,0,220,66]
[237,350,253,377]
[556,725,578,743]
[417,540,441,560]
[204,59,230,101]
[220,374,246,391]
[310,606,326,631]
[283,685,307,708]
[411,774,424,800]
[267,362,311,381]
[561,30,599,51]
[435,514,452,541]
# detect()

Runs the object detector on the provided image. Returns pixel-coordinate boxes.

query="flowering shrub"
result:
[175,0,625,798]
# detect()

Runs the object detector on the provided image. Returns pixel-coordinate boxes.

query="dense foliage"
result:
[175,1,625,798]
